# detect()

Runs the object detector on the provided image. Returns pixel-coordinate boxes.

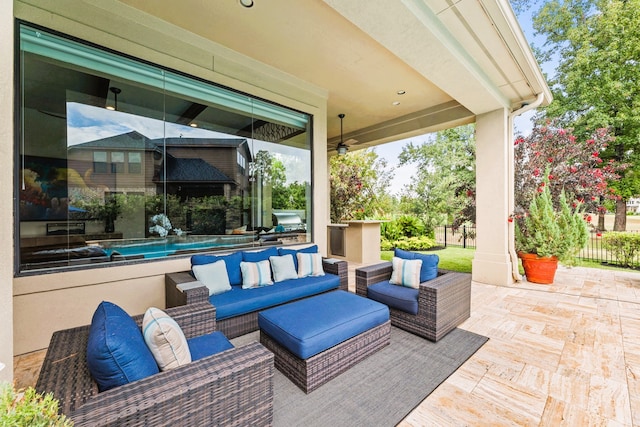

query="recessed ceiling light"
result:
[239,0,254,7]
[397,90,406,95]
[106,106,115,111]
[189,123,198,128]
[392,101,401,106]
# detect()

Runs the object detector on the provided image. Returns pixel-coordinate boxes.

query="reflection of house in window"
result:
[67,132,252,200]
[111,151,124,173]
[93,151,107,173]
[158,137,252,200]
[68,131,158,194]
[128,152,141,174]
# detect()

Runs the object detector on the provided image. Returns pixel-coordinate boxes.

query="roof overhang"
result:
[31,0,551,153]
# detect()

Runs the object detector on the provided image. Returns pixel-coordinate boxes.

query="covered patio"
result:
[1,0,550,384]
[15,264,640,425]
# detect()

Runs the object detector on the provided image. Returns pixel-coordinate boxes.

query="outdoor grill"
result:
[272,212,306,231]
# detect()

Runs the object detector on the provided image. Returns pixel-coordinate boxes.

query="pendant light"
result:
[337,113,348,155]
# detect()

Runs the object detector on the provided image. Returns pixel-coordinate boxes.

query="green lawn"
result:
[382,247,634,274]
[381,247,475,273]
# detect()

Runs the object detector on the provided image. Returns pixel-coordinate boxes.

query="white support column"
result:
[472,108,516,286]
[0,0,14,382]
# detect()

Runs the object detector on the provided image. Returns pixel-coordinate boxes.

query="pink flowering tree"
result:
[514,123,624,230]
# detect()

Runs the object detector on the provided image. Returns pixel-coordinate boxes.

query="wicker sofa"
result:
[165,247,348,339]
[355,261,471,341]
[35,302,274,427]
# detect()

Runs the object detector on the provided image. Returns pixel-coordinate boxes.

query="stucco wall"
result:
[13,0,330,355]
[13,258,187,354]
[1,0,14,381]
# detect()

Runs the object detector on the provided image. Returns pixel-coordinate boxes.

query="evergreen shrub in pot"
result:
[510,174,590,283]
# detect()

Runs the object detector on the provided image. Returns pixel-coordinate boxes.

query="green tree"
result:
[329,149,393,223]
[398,124,476,228]
[254,150,286,187]
[272,181,308,210]
[533,0,640,230]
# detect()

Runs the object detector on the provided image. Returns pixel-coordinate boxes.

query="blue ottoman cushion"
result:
[86,301,160,392]
[187,331,234,361]
[258,290,389,359]
[367,281,419,315]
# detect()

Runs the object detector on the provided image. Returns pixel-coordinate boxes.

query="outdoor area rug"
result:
[233,326,488,427]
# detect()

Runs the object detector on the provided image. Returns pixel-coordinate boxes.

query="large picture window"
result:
[17,23,312,273]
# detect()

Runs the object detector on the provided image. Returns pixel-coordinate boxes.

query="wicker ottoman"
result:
[258,290,390,393]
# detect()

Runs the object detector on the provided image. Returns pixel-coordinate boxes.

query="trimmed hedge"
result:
[602,232,640,267]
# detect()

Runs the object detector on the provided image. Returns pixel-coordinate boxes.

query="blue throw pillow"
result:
[393,248,439,282]
[242,246,279,263]
[413,252,439,282]
[393,248,416,260]
[191,252,243,286]
[87,301,159,392]
[278,245,318,270]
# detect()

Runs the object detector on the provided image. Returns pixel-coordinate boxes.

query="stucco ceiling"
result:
[119,0,550,152]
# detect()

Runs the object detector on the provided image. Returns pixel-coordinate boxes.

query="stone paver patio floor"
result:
[13,264,640,426]
[401,265,640,426]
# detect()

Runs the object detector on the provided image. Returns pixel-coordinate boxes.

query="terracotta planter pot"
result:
[518,252,558,284]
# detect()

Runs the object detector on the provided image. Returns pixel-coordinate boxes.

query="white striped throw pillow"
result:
[142,307,191,371]
[389,256,422,289]
[297,253,325,278]
[240,260,274,289]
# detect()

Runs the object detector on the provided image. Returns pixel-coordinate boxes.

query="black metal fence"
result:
[434,225,640,268]
[434,225,476,249]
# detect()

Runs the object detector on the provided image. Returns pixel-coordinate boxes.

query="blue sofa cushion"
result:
[242,246,279,263]
[187,331,234,361]
[394,248,439,282]
[191,252,243,286]
[210,273,340,320]
[278,245,318,270]
[367,281,419,315]
[258,290,389,359]
[87,301,160,392]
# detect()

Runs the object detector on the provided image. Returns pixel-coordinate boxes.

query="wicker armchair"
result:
[165,258,349,339]
[35,302,274,427]
[355,262,471,341]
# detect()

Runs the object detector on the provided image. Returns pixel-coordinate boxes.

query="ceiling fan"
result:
[336,113,359,155]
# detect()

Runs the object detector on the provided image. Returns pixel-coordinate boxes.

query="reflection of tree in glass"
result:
[254,150,308,210]
[253,150,285,186]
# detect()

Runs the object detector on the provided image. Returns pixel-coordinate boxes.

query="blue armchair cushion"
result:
[191,251,243,286]
[87,301,160,392]
[187,331,234,361]
[394,248,439,282]
[367,281,419,315]
[278,245,318,270]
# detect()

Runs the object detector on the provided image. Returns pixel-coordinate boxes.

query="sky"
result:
[376,5,551,195]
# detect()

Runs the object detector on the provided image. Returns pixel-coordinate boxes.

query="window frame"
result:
[15,20,315,276]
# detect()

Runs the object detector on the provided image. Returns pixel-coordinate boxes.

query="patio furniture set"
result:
[36,246,471,426]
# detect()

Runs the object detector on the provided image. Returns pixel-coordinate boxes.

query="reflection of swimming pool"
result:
[99,235,256,259]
